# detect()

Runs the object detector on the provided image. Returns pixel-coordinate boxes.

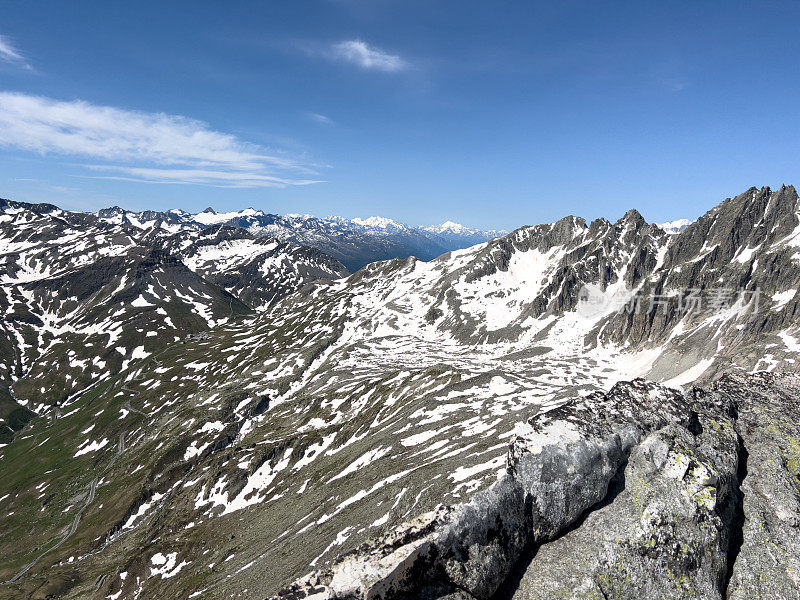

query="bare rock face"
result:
[511,387,739,600]
[274,374,800,600]
[721,372,800,600]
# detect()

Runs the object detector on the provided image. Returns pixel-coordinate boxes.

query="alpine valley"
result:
[0,185,799,600]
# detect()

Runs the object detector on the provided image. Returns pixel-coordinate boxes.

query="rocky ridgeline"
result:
[277,372,800,600]
[601,185,800,379]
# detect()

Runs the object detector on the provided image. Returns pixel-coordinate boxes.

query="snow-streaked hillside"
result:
[0,199,347,440]
[158,226,349,310]
[0,186,799,599]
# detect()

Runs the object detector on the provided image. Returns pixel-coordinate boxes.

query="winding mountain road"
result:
[3,344,171,585]
[7,434,120,583]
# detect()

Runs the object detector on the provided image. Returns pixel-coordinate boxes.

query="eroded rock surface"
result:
[722,372,800,600]
[511,386,739,600]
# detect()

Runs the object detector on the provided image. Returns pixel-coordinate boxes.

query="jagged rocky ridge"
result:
[0,186,797,599]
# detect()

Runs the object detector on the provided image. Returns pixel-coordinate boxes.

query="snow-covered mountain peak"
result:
[656,218,693,234]
[283,213,315,221]
[192,207,265,225]
[351,215,406,230]
[429,220,467,234]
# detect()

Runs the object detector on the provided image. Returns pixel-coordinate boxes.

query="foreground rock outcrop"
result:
[509,386,739,600]
[723,372,800,600]
[276,372,800,600]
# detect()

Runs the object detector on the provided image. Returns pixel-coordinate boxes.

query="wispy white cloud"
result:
[328,40,406,72]
[0,35,31,70]
[308,112,334,125]
[81,166,322,188]
[0,91,322,188]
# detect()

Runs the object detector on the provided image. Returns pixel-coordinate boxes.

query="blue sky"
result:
[0,1,799,230]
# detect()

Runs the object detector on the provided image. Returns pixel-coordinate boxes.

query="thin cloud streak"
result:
[329,40,406,72]
[82,166,324,188]
[0,91,322,187]
[0,35,31,69]
[308,112,334,124]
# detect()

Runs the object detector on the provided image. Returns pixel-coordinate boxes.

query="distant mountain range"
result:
[95,206,507,272]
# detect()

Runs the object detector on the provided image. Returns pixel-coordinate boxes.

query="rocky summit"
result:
[0,186,799,600]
